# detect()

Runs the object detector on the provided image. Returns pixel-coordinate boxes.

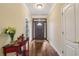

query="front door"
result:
[35,21,44,39]
[32,18,47,40]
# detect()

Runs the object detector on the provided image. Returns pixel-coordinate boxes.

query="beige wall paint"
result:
[0,4,32,55]
[47,4,64,55]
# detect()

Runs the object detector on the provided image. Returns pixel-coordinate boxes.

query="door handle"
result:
[62,32,64,35]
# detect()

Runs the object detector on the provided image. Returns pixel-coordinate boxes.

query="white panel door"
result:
[62,4,76,56]
[64,44,75,56]
[76,47,79,55]
[64,4,76,42]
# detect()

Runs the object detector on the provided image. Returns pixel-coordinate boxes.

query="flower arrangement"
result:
[4,26,16,42]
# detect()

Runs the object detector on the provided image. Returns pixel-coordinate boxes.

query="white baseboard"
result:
[50,42,62,56]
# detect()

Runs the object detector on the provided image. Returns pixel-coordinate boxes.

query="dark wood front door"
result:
[35,21,44,39]
[32,18,47,40]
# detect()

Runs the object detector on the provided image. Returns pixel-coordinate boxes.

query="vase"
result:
[9,33,14,43]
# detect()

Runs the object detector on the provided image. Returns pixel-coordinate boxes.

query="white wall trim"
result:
[50,41,62,56]
[22,3,28,11]
[48,4,57,17]
[32,15,47,18]
[22,3,32,16]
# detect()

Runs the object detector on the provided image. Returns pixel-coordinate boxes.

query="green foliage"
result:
[4,26,16,35]
[4,26,16,41]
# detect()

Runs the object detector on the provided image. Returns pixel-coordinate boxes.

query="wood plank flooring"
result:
[29,40,59,56]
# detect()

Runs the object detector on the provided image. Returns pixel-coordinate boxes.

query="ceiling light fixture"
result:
[37,4,43,9]
[33,3,45,9]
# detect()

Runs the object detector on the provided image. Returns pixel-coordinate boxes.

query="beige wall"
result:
[0,3,32,55]
[47,4,64,55]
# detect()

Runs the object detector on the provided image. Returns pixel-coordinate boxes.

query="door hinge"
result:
[62,32,64,35]
[62,51,64,54]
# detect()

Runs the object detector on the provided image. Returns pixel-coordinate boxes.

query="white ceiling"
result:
[25,3,53,16]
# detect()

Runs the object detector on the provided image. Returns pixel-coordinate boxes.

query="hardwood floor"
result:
[29,40,59,56]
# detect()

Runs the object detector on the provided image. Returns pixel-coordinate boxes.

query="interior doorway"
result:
[32,18,47,40]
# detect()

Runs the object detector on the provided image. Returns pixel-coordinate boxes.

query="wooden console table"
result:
[3,40,29,56]
[3,44,21,56]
